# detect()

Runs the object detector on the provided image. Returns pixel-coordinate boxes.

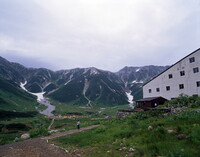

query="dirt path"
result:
[48,118,55,130]
[0,125,100,157]
[42,125,100,140]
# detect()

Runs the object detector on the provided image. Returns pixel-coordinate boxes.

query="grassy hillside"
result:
[50,95,200,156]
[1,94,200,156]
[0,77,38,112]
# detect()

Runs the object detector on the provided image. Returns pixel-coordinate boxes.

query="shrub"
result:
[167,95,200,108]
[30,127,49,138]
[113,127,133,138]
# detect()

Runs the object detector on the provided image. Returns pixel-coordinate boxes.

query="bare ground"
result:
[0,125,100,157]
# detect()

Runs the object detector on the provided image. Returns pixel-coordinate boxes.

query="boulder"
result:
[21,133,30,140]
[129,148,136,152]
[167,129,175,134]
[148,126,153,130]
[177,134,187,140]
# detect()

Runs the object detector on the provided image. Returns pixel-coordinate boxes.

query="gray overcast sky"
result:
[0,0,199,72]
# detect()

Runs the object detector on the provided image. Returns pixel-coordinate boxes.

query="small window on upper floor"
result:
[169,74,173,79]
[179,84,184,89]
[197,81,200,87]
[180,71,185,76]
[193,67,199,73]
[166,86,170,91]
[189,57,195,63]
[156,88,160,92]
[149,89,152,93]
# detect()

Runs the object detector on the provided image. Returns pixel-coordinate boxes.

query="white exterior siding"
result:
[143,48,200,100]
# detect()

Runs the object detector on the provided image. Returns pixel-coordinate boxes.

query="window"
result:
[180,71,185,76]
[193,67,199,73]
[149,89,152,93]
[197,81,200,87]
[179,84,184,89]
[169,74,173,79]
[166,86,170,91]
[156,88,160,92]
[189,57,195,63]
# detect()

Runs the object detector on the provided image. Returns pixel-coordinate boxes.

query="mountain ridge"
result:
[0,56,169,106]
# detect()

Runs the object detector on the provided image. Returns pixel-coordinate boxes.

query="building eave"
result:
[143,48,200,87]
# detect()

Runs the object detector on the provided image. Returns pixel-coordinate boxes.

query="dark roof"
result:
[143,48,200,86]
[136,97,167,102]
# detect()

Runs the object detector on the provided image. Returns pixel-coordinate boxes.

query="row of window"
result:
[168,67,199,79]
[148,81,200,93]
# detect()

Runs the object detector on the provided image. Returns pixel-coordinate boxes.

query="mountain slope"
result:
[0,77,38,111]
[0,56,169,106]
[48,68,128,106]
[116,65,169,100]
[0,57,24,83]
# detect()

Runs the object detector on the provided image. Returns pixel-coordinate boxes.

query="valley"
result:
[20,81,55,116]
[3,56,199,156]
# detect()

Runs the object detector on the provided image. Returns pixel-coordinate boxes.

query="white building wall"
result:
[143,49,200,100]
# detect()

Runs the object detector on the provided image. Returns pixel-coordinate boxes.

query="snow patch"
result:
[136,68,140,72]
[83,78,92,107]
[90,68,99,75]
[20,81,27,91]
[126,92,135,109]
[132,80,144,84]
[84,68,99,75]
[20,82,55,116]
[47,70,51,79]
[20,81,45,101]
[64,74,73,85]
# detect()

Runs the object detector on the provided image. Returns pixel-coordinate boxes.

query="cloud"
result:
[0,0,199,71]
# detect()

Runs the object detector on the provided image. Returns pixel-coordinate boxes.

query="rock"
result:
[129,148,136,152]
[14,137,19,142]
[177,134,187,140]
[192,109,200,113]
[148,126,153,130]
[21,133,30,140]
[167,129,175,133]
[120,142,125,147]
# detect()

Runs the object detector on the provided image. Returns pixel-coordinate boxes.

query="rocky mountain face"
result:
[116,65,169,100]
[0,56,169,106]
[49,68,127,106]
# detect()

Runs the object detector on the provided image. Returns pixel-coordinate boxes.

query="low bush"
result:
[29,127,49,138]
[167,94,200,108]
[113,127,132,138]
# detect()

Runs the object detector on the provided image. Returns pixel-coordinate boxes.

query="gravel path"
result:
[42,125,100,140]
[0,125,100,157]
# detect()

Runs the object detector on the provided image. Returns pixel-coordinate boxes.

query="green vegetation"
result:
[1,95,200,156]
[0,77,38,112]
[50,99,130,117]
[50,95,200,156]
[165,94,200,108]
[0,113,50,145]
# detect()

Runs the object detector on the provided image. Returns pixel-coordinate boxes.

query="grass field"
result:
[50,99,131,117]
[1,95,200,157]
[49,95,200,156]
[49,110,200,157]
